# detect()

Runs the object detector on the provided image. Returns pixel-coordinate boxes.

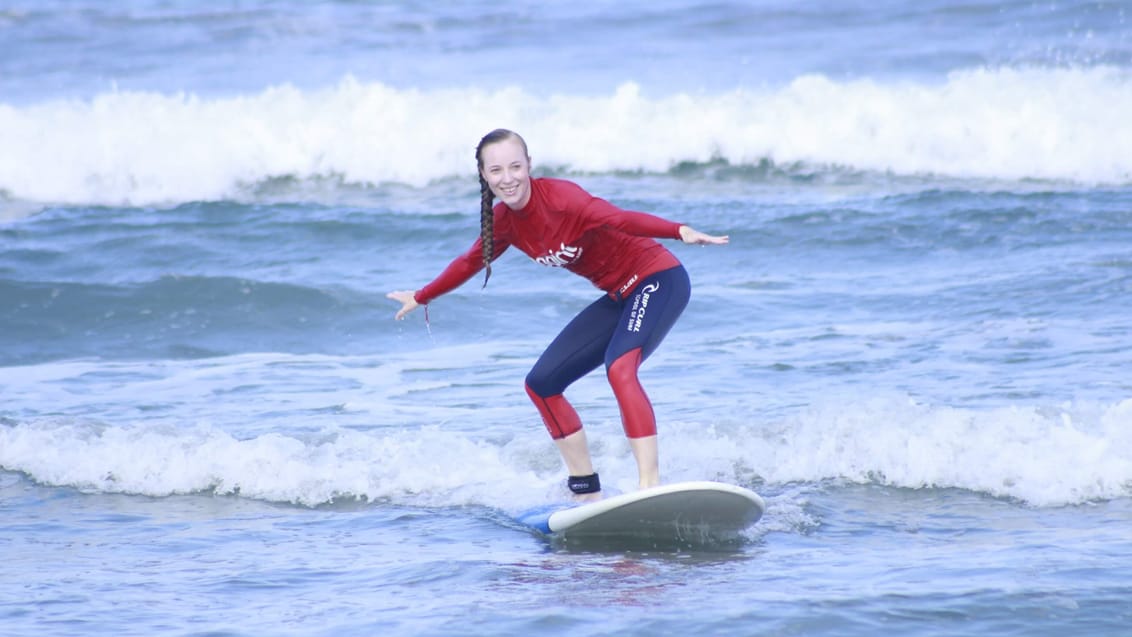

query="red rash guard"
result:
[415,178,683,304]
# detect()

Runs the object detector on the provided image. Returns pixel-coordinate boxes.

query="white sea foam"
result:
[2,67,1130,205]
[676,394,1132,507]
[3,394,1130,508]
[0,419,556,509]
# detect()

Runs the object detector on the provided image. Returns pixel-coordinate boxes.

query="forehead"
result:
[480,137,528,167]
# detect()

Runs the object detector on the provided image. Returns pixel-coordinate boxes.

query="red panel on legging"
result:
[526,384,583,440]
[606,348,656,439]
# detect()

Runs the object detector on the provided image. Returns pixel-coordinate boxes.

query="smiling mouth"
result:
[501,185,518,197]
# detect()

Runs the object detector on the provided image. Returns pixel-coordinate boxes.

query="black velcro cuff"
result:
[567,473,601,494]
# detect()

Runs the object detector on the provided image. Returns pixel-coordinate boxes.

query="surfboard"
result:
[515,481,765,548]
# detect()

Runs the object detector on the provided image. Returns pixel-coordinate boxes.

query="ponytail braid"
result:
[474,128,529,289]
[478,173,494,288]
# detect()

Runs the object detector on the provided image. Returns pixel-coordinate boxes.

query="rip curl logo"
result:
[627,281,660,333]
[618,274,639,296]
[535,243,583,267]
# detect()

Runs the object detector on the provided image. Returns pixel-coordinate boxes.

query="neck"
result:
[505,178,533,211]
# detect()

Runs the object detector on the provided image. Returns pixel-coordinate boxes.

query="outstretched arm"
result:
[679,225,729,245]
[567,184,728,245]
[387,233,511,321]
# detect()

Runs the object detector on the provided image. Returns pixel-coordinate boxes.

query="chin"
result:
[499,189,528,208]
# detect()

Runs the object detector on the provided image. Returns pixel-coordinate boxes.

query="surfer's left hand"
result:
[679,225,729,245]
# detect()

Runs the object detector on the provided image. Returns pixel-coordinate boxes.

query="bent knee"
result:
[525,370,555,398]
[605,348,643,385]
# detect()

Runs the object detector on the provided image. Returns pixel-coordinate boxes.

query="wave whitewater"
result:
[2,66,1130,206]
[2,394,1129,508]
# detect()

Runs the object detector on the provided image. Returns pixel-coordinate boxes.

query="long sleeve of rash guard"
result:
[577,196,683,241]
[413,243,482,306]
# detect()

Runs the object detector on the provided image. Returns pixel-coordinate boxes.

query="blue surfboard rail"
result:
[515,503,569,534]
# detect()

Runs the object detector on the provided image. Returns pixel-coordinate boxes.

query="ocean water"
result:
[2,1,1132,635]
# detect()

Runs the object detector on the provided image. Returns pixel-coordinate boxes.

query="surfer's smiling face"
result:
[479,136,531,210]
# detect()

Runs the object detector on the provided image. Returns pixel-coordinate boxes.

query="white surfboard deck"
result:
[516,481,764,546]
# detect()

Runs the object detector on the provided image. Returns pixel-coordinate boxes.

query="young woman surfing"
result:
[388,129,728,500]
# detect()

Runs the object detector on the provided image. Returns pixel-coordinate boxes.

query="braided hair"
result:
[476,171,494,289]
[474,128,528,288]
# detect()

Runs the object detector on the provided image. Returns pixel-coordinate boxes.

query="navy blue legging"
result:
[525,265,690,439]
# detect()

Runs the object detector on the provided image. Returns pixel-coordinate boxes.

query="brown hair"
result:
[474,128,528,288]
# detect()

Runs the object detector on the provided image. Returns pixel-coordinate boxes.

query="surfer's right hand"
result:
[386,290,420,320]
